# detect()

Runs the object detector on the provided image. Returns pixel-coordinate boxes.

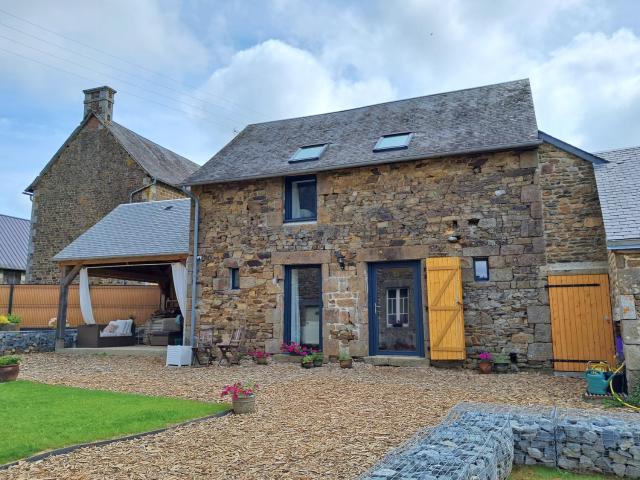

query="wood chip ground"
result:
[1,354,599,479]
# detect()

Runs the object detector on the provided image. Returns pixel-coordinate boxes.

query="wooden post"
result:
[56,264,81,351]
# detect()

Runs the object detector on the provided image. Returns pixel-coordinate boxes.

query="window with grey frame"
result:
[386,287,409,327]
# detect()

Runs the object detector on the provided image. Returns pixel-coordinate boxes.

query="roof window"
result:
[289,144,328,163]
[374,133,413,152]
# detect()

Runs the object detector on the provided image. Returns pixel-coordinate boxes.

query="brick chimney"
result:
[83,86,116,123]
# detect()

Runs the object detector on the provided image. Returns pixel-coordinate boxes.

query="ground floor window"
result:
[285,265,322,348]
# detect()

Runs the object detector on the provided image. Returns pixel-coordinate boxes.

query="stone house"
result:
[24,86,199,284]
[0,214,30,284]
[183,79,614,369]
[594,146,640,387]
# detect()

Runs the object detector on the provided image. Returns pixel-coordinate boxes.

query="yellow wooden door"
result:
[426,257,466,360]
[548,274,615,372]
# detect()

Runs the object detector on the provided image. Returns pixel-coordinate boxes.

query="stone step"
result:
[363,356,430,367]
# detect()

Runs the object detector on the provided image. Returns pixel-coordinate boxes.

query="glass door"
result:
[368,261,424,356]
[284,265,322,349]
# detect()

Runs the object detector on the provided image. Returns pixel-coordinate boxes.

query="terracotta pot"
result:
[0,364,19,382]
[339,359,353,369]
[256,357,268,365]
[232,395,256,414]
[478,361,493,374]
[302,362,314,369]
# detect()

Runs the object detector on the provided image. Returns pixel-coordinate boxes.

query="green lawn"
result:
[0,381,229,464]
[511,465,616,479]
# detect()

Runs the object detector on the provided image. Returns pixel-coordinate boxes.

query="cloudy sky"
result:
[1,0,639,219]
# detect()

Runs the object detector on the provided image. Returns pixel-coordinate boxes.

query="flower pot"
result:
[0,364,19,382]
[339,359,353,369]
[478,361,492,374]
[232,395,256,414]
[256,357,268,365]
[313,359,323,367]
[302,362,314,369]
[494,362,510,374]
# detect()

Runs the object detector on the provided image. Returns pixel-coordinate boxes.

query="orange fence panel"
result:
[0,285,161,328]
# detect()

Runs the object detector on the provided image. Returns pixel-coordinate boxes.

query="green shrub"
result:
[7,314,21,324]
[0,356,20,366]
[301,355,314,364]
[338,352,351,361]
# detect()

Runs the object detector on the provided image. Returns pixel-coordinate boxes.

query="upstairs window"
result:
[289,144,328,163]
[374,132,413,152]
[473,258,489,282]
[285,175,317,222]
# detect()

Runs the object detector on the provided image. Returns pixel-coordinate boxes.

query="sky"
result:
[0,0,639,219]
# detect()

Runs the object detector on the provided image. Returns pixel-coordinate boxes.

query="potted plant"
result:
[0,356,20,382]
[478,351,493,374]
[339,352,353,369]
[250,350,270,365]
[301,354,314,369]
[220,381,259,414]
[0,315,18,332]
[493,353,510,373]
[312,352,324,367]
[281,342,311,360]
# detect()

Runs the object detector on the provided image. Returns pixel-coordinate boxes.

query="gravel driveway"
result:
[1,353,595,479]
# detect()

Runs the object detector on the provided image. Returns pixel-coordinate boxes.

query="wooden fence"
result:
[0,284,161,329]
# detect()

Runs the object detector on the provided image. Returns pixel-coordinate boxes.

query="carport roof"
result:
[53,199,190,263]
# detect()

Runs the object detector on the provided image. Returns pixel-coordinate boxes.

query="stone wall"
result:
[192,148,559,365]
[538,142,608,265]
[0,329,76,354]
[27,118,150,284]
[610,250,640,390]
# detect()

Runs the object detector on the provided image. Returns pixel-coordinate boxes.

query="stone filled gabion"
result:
[0,329,76,354]
[360,411,513,480]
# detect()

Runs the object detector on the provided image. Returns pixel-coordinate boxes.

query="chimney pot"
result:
[83,86,116,123]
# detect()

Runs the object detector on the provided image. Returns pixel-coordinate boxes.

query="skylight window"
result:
[289,144,328,163]
[374,133,413,152]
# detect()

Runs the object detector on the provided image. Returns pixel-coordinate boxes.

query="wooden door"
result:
[426,257,465,360]
[548,274,615,371]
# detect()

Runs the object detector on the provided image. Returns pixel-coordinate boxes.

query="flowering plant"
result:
[479,351,493,362]
[220,381,259,401]
[281,342,311,356]
[250,351,270,360]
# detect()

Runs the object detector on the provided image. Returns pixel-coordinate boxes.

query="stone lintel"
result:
[543,262,609,276]
[271,250,333,265]
[356,245,429,262]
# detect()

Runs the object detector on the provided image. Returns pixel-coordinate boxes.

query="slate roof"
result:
[0,214,30,271]
[53,199,190,262]
[594,146,640,247]
[185,79,540,185]
[26,115,199,193]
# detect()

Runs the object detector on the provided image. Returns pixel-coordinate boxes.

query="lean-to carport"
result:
[52,199,191,350]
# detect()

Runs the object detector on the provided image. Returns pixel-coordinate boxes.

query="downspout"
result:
[129,178,157,203]
[181,186,200,347]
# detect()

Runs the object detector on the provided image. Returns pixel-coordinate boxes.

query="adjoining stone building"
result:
[594,146,640,388]
[24,86,199,284]
[183,79,614,369]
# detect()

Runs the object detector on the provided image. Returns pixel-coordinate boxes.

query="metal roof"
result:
[594,146,640,247]
[184,79,540,185]
[53,199,191,262]
[0,214,30,271]
[26,115,199,193]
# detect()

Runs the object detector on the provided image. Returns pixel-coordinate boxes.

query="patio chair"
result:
[191,328,215,367]
[217,327,244,366]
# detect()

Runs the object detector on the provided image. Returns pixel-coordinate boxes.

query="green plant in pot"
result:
[0,315,18,332]
[339,352,353,369]
[493,353,510,373]
[301,355,314,369]
[312,352,324,367]
[0,356,20,382]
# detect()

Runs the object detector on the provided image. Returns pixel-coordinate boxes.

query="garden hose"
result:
[608,362,640,412]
